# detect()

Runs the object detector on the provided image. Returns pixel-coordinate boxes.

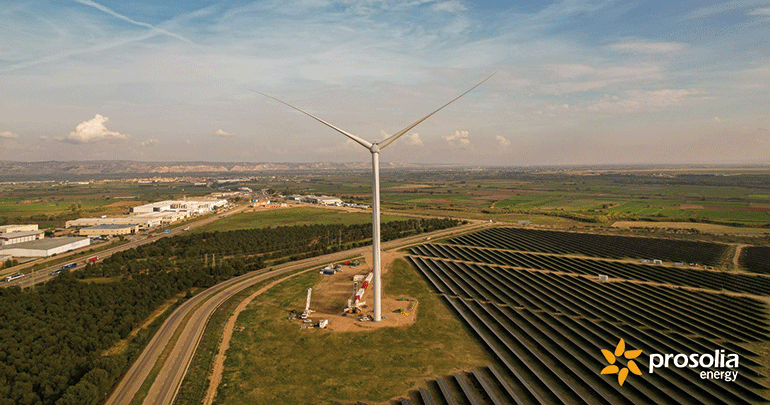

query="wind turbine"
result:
[250,74,493,322]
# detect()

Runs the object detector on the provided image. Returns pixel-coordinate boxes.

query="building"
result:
[79,224,139,237]
[0,237,90,258]
[0,224,38,233]
[304,196,344,206]
[130,199,227,215]
[0,230,45,246]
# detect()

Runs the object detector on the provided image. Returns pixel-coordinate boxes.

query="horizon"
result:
[1,1,769,165]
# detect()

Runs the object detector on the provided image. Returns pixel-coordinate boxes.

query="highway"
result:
[105,220,491,405]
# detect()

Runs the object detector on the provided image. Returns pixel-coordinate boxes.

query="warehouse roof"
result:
[0,237,89,251]
[83,224,139,230]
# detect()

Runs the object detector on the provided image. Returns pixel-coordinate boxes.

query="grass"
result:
[193,206,408,233]
[174,275,284,405]
[214,258,493,405]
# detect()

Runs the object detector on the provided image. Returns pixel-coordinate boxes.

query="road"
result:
[105,220,491,405]
[2,204,248,288]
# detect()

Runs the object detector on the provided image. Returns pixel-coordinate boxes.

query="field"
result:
[0,180,210,228]
[406,227,770,405]
[213,258,495,405]
[193,206,407,233]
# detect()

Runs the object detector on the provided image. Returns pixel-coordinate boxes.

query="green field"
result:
[194,206,408,232]
[214,258,493,405]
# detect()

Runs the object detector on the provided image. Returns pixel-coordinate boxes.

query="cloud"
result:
[317,138,359,154]
[713,116,722,123]
[403,132,423,146]
[443,130,470,148]
[0,131,19,139]
[62,114,128,144]
[214,129,234,137]
[39,136,49,140]
[73,0,193,43]
[609,41,685,54]
[140,138,159,147]
[748,8,770,16]
[496,135,511,148]
[586,89,703,114]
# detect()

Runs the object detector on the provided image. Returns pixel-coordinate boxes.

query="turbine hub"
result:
[370,143,380,153]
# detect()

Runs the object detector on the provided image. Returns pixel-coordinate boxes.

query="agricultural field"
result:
[0,180,210,228]
[406,227,770,405]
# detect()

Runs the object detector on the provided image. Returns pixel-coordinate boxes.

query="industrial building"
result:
[66,198,226,231]
[302,196,344,206]
[79,224,139,237]
[130,199,227,215]
[0,230,45,246]
[0,224,38,233]
[0,237,90,258]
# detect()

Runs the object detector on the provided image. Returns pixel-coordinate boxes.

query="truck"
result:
[62,262,77,270]
[86,256,98,264]
[5,273,23,282]
[165,229,171,233]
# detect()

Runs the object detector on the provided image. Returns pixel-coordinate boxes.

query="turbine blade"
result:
[378,72,495,150]
[248,89,373,149]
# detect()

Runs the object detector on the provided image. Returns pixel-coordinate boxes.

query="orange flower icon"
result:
[601,338,642,386]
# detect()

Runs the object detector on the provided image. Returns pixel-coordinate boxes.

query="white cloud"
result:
[403,132,423,146]
[140,138,159,147]
[748,8,770,16]
[586,89,703,114]
[496,135,511,148]
[39,136,49,140]
[214,129,234,137]
[317,138,359,154]
[0,131,19,139]
[714,116,722,123]
[609,41,686,54]
[443,130,470,148]
[62,114,128,144]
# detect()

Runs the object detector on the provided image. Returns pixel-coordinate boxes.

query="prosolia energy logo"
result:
[600,338,741,386]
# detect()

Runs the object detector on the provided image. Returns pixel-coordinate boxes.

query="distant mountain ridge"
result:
[0,160,422,178]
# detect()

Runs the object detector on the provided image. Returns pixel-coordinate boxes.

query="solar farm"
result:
[405,227,770,405]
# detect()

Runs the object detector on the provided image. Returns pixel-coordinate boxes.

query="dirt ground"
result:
[297,250,418,332]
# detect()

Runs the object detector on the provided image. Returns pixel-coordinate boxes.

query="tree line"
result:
[0,217,460,405]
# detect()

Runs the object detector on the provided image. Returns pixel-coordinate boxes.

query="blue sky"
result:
[1,0,768,165]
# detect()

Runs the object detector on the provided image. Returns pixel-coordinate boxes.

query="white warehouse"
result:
[0,237,90,258]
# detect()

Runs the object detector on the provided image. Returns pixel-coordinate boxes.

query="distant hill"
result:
[0,160,426,181]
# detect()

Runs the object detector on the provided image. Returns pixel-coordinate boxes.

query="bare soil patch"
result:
[302,250,417,333]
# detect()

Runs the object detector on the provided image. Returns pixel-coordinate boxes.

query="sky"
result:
[1,0,769,166]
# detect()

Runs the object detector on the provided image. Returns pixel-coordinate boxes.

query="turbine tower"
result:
[251,74,493,321]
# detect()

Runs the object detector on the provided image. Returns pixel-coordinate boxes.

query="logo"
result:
[600,339,741,385]
[600,338,642,386]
